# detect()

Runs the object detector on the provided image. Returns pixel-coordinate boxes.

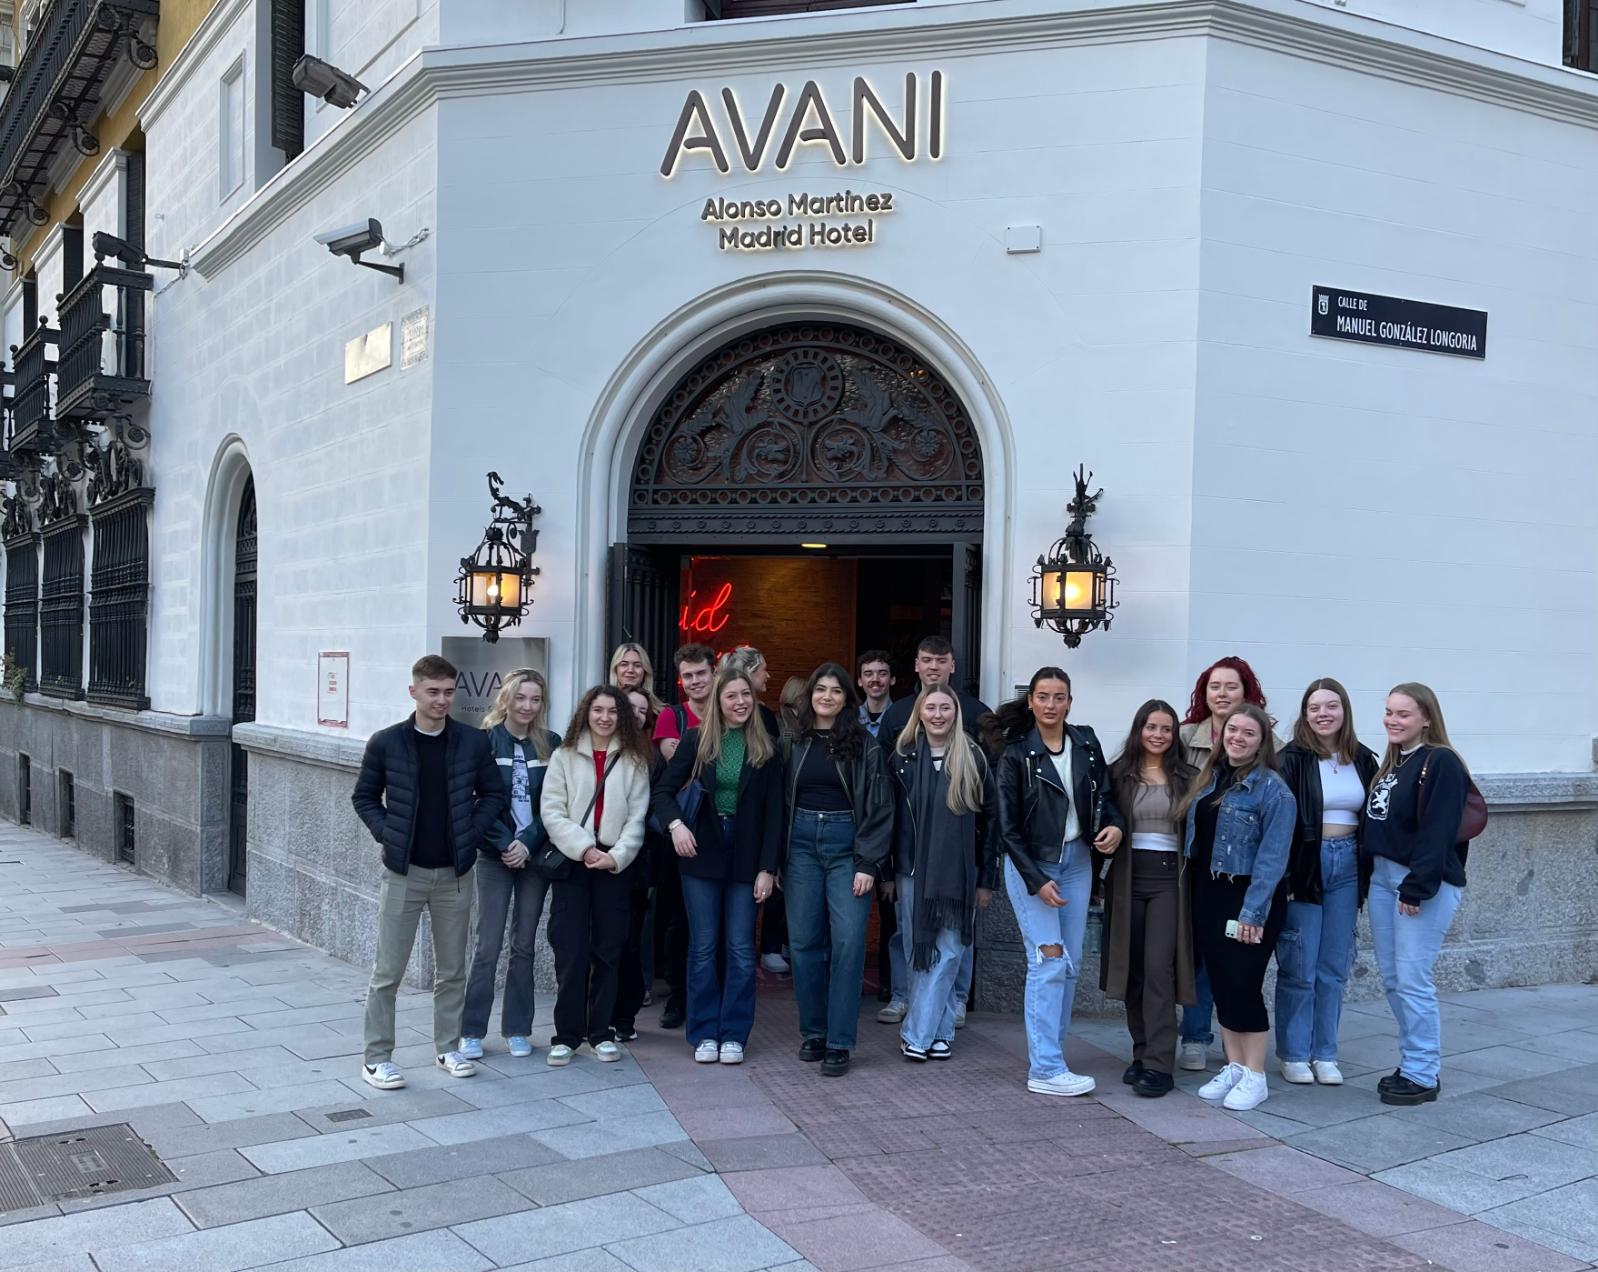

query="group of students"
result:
[350,644,1475,1114]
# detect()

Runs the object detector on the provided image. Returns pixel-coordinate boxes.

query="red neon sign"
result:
[680,582,733,635]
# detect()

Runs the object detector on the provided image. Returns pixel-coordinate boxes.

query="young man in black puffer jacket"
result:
[352,654,505,1091]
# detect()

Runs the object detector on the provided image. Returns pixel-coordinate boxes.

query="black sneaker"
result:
[799,1038,826,1062]
[901,1041,928,1062]
[613,1027,639,1043]
[820,1048,850,1077]
[1377,1068,1403,1093]
[1380,1075,1440,1106]
[1134,1069,1174,1099]
[1123,1062,1145,1086]
[659,1006,685,1030]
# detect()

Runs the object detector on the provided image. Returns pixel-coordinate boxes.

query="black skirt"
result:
[1191,867,1286,1034]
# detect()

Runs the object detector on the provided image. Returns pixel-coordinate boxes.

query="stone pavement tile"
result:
[1293,1178,1471,1237]
[1342,1064,1502,1099]
[188,1080,373,1123]
[1527,1030,1598,1065]
[0,983,61,1001]
[1178,1137,1275,1158]
[296,1087,470,1133]
[500,1146,703,1206]
[0,1198,194,1270]
[0,1201,64,1228]
[197,1024,346,1057]
[0,1063,156,1104]
[279,1032,370,1061]
[1385,1091,1566,1143]
[1205,1144,1366,1194]
[1436,1022,1544,1055]
[1428,1131,1598,1192]
[177,1161,395,1228]
[675,1104,799,1141]
[1479,1178,1598,1263]
[0,1256,91,1272]
[240,1122,437,1173]
[1391,1217,1592,1272]
[497,1250,631,1272]
[1532,1110,1598,1147]
[0,1057,59,1083]
[450,1067,646,1109]
[606,1213,802,1272]
[0,1035,108,1066]
[1240,1086,1394,1129]
[142,1111,318,1158]
[632,1174,744,1223]
[761,1208,949,1271]
[0,1093,91,1128]
[21,1015,162,1044]
[453,1191,682,1265]
[410,1098,594,1147]
[142,1047,323,1082]
[313,1173,532,1245]
[1092,1085,1269,1145]
[558,1083,668,1121]
[89,1210,340,1272]
[1489,1064,1598,1117]
[241,1229,494,1272]
[13,1098,203,1141]
[368,1132,562,1189]
[52,1148,263,1214]
[697,1134,828,1172]
[84,1071,257,1112]
[1284,1113,1474,1174]
[1373,1158,1541,1214]
[50,1040,202,1073]
[1449,1046,1584,1082]
[723,1165,871,1214]
[105,1017,255,1048]
[155,1000,293,1026]
[528,1110,689,1159]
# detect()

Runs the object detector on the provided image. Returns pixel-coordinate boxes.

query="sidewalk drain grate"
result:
[324,1109,373,1124]
[0,1124,174,1211]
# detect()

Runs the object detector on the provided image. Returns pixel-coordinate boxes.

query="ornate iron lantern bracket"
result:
[1029,464,1119,649]
[454,471,541,644]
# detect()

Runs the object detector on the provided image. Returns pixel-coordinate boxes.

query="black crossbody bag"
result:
[530,754,617,882]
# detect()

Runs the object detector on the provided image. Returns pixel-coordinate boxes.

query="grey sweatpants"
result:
[362,864,473,1064]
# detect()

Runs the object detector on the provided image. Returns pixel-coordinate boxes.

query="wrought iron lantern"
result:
[455,472,541,643]
[1030,464,1119,648]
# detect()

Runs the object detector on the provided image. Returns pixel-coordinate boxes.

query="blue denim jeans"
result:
[1274,835,1359,1063]
[681,833,758,1048]
[885,910,908,1007]
[1003,842,1092,1081]
[1181,962,1215,1046]
[1367,855,1463,1088]
[895,874,967,1049]
[462,852,549,1039]
[785,810,870,1051]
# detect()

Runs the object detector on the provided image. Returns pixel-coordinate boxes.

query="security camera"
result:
[314,218,403,282]
[291,54,366,109]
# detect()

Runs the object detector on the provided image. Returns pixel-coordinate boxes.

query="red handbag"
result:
[1417,748,1489,843]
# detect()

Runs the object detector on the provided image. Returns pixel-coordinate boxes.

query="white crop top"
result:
[1319,757,1364,828]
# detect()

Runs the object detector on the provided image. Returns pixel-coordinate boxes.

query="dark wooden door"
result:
[608,544,680,702]
[228,478,257,897]
[950,540,982,699]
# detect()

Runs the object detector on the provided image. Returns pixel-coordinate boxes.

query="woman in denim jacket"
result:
[1174,703,1295,1112]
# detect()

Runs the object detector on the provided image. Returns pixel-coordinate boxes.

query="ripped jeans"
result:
[1003,842,1092,1081]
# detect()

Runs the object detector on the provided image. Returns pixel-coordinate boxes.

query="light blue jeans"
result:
[888,920,969,1009]
[1180,963,1214,1046]
[1003,842,1091,1081]
[1367,855,1463,1088]
[1274,835,1360,1063]
[894,875,966,1050]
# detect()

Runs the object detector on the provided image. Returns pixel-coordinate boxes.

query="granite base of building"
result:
[0,696,231,894]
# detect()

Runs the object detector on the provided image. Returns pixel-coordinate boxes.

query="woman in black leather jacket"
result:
[984,667,1125,1098]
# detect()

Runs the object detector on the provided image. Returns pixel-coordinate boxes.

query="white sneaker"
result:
[594,1040,622,1063]
[1178,1041,1209,1071]
[1224,1069,1270,1111]
[760,953,790,974]
[436,1051,477,1078]
[1280,1061,1314,1084]
[876,999,908,1024]
[694,1040,720,1063]
[458,1037,484,1061]
[719,1041,745,1065]
[507,1036,532,1058]
[547,1044,574,1067]
[954,1006,967,1030]
[1312,1060,1344,1085]
[929,1040,952,1060]
[1026,1071,1096,1097]
[1198,1063,1245,1100]
[362,1061,405,1090]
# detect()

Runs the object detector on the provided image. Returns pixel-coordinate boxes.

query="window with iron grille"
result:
[707,0,912,15]
[39,516,87,699]
[1568,1,1598,71]
[87,487,155,710]
[59,770,75,839]
[3,532,40,692]
[115,791,135,863]
[18,754,30,826]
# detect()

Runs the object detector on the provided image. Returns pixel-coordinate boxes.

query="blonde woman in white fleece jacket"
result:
[540,684,652,1066]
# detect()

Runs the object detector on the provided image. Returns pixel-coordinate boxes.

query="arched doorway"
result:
[227,476,257,897]
[613,321,986,699]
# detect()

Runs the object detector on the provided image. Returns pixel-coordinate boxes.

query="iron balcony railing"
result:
[0,0,160,238]
[55,262,151,422]
[7,319,57,457]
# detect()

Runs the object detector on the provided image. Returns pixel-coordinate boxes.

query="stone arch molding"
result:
[575,271,1019,689]
[198,435,254,718]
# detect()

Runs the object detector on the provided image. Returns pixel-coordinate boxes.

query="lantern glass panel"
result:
[469,568,521,610]
[1062,567,1099,614]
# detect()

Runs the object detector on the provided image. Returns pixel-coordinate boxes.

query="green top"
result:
[714,726,746,815]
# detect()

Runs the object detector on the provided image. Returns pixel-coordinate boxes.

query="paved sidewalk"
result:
[0,819,1592,1272]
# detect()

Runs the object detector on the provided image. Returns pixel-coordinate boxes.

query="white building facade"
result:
[3,0,1597,999]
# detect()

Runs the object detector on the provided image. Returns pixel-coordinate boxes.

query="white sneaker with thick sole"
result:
[694,1040,720,1063]
[594,1040,622,1063]
[929,1040,953,1060]
[362,1062,405,1090]
[1224,1069,1270,1110]
[546,1044,574,1067]
[458,1037,484,1061]
[759,953,790,974]
[1178,1041,1209,1071]
[1027,1071,1096,1097]
[507,1036,532,1058]
[1312,1060,1344,1085]
[1198,1063,1245,1100]
[1280,1061,1314,1084]
[719,1041,745,1065]
[876,999,908,1024]
[436,1051,477,1078]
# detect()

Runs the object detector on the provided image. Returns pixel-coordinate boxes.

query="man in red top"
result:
[652,643,716,1028]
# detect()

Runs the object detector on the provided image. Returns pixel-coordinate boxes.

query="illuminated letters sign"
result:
[680,583,733,636]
